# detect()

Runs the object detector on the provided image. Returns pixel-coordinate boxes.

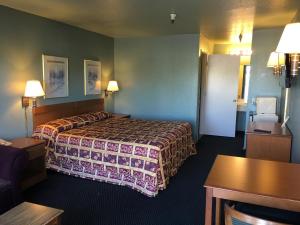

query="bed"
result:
[32,99,196,197]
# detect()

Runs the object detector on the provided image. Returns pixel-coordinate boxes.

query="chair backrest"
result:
[224,204,291,225]
[0,146,28,186]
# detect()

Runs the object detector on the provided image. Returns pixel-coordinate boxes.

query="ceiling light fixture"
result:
[229,48,252,56]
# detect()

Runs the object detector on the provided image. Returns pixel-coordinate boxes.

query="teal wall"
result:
[247,28,283,113]
[114,35,200,139]
[243,28,284,141]
[287,80,300,162]
[0,6,114,139]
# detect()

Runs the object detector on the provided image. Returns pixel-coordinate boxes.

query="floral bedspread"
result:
[33,113,196,197]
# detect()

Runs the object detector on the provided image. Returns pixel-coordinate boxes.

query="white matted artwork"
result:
[84,60,101,95]
[42,55,68,98]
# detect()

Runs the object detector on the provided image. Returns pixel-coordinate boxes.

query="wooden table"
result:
[0,202,63,225]
[246,122,292,162]
[204,155,300,225]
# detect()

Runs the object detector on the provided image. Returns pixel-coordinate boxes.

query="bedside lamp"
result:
[22,80,45,108]
[267,52,285,76]
[276,22,300,77]
[105,80,119,97]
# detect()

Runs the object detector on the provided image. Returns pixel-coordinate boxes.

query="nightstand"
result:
[11,138,46,190]
[111,113,131,119]
[246,122,292,162]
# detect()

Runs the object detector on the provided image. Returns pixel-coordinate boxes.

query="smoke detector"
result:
[170,13,176,24]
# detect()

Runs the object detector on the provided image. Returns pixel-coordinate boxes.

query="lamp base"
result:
[32,98,37,108]
[273,66,282,76]
[290,53,300,76]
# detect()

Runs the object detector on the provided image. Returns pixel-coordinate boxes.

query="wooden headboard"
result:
[32,99,104,129]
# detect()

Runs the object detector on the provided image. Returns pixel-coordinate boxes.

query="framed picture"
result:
[84,60,101,95]
[42,55,68,98]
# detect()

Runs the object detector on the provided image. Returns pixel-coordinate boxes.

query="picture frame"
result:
[84,60,101,95]
[42,55,68,98]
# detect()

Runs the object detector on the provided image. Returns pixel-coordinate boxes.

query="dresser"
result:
[246,122,292,162]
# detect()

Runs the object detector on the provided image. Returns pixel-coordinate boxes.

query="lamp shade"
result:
[276,23,300,53]
[267,52,285,67]
[24,80,45,98]
[107,81,119,92]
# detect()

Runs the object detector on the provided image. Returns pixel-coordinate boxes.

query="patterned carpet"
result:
[24,135,245,225]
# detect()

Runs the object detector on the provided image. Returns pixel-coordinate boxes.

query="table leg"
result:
[215,198,221,225]
[205,187,213,225]
[56,215,62,225]
[48,215,62,225]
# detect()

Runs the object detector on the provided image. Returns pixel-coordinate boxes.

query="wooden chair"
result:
[224,203,291,225]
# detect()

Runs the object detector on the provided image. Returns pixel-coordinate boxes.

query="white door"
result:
[200,55,240,137]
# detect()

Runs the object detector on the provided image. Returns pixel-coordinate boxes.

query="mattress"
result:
[33,112,196,196]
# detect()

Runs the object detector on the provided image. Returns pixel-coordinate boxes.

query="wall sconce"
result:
[105,80,119,97]
[276,23,300,77]
[22,80,45,108]
[267,52,285,76]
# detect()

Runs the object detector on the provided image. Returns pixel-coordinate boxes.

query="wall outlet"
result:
[251,98,256,105]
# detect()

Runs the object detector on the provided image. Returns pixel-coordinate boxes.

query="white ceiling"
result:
[0,0,299,43]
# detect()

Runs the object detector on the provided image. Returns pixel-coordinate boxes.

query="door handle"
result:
[233,99,237,102]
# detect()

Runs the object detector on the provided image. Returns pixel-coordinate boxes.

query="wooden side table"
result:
[0,202,63,225]
[246,122,292,162]
[11,138,47,190]
[111,113,131,119]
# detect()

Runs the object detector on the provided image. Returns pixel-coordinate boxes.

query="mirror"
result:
[238,65,251,103]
